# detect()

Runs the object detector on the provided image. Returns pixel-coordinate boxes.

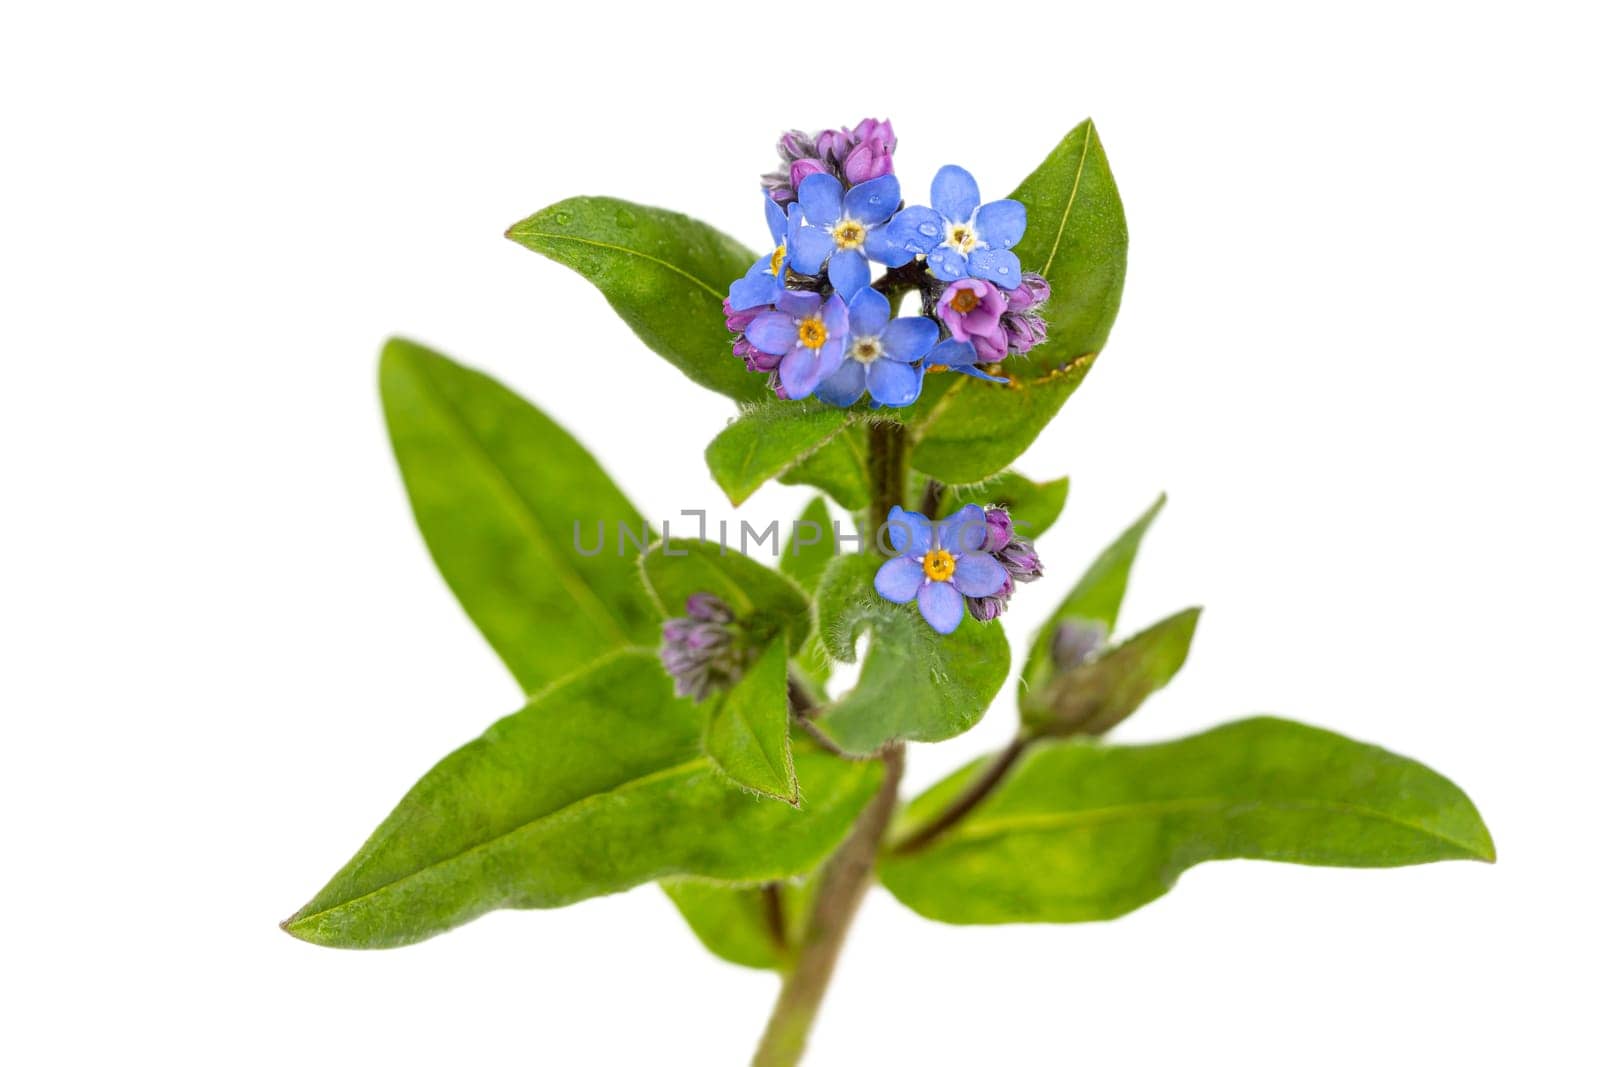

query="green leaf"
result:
[662,873,818,972]
[639,539,811,652]
[911,469,1070,540]
[283,651,882,949]
[1009,118,1130,372]
[781,497,837,690]
[705,639,797,803]
[907,357,1097,486]
[506,197,766,402]
[1020,494,1165,699]
[705,401,852,506]
[779,496,837,593]
[778,424,870,511]
[880,717,1495,925]
[904,117,1127,484]
[1021,608,1201,735]
[380,339,657,694]
[812,553,1010,755]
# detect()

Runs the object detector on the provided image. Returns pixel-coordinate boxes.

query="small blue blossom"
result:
[873,504,1009,634]
[926,338,1008,384]
[887,165,1027,289]
[727,197,791,311]
[815,288,938,409]
[788,172,908,299]
[745,289,849,400]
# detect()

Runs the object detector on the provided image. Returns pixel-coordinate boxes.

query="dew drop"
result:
[614,207,637,228]
[918,223,939,237]
[552,211,572,226]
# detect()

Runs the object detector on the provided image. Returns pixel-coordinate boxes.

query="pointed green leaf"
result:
[812,553,1010,755]
[778,424,870,510]
[380,339,657,694]
[639,539,811,652]
[1021,607,1201,734]
[908,357,1097,486]
[705,401,853,506]
[1020,494,1165,699]
[506,197,765,402]
[283,651,882,948]
[912,470,1070,541]
[705,640,797,802]
[1009,118,1129,372]
[880,717,1494,925]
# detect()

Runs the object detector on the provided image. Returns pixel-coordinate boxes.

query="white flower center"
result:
[944,217,981,254]
[848,336,884,364]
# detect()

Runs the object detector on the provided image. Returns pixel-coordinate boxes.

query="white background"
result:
[3,2,1596,1063]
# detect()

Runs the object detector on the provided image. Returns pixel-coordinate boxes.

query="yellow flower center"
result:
[948,224,977,254]
[922,548,956,582]
[832,219,866,250]
[768,245,786,277]
[797,317,828,350]
[949,287,980,313]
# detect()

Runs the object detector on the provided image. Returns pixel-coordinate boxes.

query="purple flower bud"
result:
[814,128,852,165]
[789,157,828,191]
[723,299,762,335]
[841,118,895,184]
[982,508,1014,553]
[660,593,745,702]
[965,573,1015,622]
[1050,618,1109,672]
[998,538,1043,583]
[685,593,734,624]
[777,130,818,163]
[1000,272,1052,356]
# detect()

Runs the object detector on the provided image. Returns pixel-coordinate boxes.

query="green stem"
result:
[749,418,913,1066]
[750,744,904,1067]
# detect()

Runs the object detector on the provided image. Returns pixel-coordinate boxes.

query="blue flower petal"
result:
[746,311,797,355]
[874,556,924,604]
[779,346,827,399]
[951,551,1007,597]
[880,316,938,362]
[848,287,891,337]
[929,337,978,366]
[866,359,923,407]
[938,504,989,553]
[966,247,1022,289]
[975,199,1026,250]
[775,289,821,318]
[864,223,914,267]
[917,580,964,634]
[798,172,844,227]
[926,245,970,282]
[815,359,866,407]
[828,251,870,302]
[787,225,834,275]
[843,174,901,225]
[819,293,849,339]
[952,364,1009,384]
[764,197,789,246]
[930,165,980,223]
[728,258,778,310]
[887,206,943,255]
[886,505,933,556]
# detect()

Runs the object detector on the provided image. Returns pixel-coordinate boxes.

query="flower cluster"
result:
[659,593,749,702]
[871,504,1040,633]
[723,120,1054,409]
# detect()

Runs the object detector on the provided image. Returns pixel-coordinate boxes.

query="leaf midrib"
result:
[1039,122,1094,279]
[407,354,633,648]
[517,229,729,303]
[939,796,1487,858]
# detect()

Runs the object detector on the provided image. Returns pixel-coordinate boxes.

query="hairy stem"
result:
[866,420,908,544]
[751,743,904,1067]
[890,734,1032,855]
